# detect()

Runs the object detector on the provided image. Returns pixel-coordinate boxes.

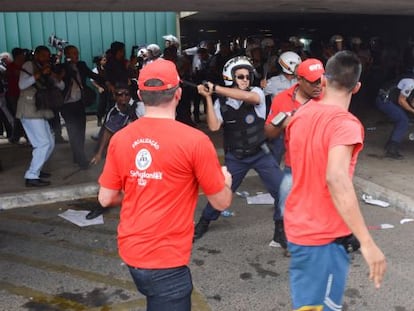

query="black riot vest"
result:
[220,97,266,159]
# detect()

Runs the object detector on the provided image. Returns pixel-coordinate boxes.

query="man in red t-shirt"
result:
[98,59,233,311]
[284,51,386,310]
[264,58,324,252]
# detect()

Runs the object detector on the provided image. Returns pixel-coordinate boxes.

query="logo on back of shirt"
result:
[130,142,163,187]
[135,148,152,171]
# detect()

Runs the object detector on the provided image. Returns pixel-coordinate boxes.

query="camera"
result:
[0,58,7,73]
[48,34,68,50]
[137,47,148,59]
[0,52,11,73]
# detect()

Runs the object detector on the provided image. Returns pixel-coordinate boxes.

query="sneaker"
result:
[194,217,210,240]
[273,220,287,249]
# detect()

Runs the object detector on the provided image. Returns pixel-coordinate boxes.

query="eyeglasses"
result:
[236,74,250,81]
[303,78,321,86]
[115,91,130,97]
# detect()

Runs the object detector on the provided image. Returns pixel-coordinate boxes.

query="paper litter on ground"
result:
[58,209,104,227]
[400,218,414,224]
[368,223,394,230]
[361,194,390,208]
[246,193,275,205]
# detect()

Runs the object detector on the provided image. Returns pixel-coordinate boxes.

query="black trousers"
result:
[61,100,87,166]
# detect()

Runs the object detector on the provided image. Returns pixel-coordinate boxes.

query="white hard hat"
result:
[278,51,302,75]
[146,44,161,59]
[222,56,254,86]
[163,34,179,47]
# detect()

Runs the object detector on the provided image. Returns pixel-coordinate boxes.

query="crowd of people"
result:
[3,31,414,310]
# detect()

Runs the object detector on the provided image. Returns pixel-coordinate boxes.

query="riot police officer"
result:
[195,56,284,241]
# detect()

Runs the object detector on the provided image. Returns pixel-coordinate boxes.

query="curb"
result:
[354,176,414,216]
[0,182,98,210]
[1,175,413,217]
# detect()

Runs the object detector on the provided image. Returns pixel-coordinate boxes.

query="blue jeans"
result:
[201,150,283,222]
[128,265,193,311]
[278,166,292,217]
[375,96,409,144]
[269,135,285,165]
[21,118,55,179]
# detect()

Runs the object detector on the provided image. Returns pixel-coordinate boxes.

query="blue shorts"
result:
[288,242,350,311]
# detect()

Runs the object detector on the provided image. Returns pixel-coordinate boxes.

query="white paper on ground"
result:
[361,194,390,208]
[58,209,104,227]
[400,218,414,224]
[246,193,275,205]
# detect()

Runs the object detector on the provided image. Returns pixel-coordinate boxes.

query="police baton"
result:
[180,80,210,91]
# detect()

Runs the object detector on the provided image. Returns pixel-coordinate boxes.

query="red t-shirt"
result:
[265,84,301,126]
[265,84,318,167]
[99,117,225,269]
[284,101,364,245]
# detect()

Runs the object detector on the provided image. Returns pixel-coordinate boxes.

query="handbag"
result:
[35,86,64,111]
[21,67,64,111]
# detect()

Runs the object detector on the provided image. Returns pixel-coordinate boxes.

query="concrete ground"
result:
[0,177,414,310]
[1,111,414,310]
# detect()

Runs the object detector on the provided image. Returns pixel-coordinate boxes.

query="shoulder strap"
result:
[20,67,32,76]
[219,96,228,114]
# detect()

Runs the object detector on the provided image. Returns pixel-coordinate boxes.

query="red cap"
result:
[138,59,180,91]
[296,58,325,82]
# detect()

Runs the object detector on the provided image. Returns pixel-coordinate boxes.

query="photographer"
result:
[16,45,64,187]
[60,45,105,169]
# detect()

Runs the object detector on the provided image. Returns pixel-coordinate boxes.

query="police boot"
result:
[385,141,403,159]
[273,220,288,249]
[86,204,106,220]
[194,216,210,241]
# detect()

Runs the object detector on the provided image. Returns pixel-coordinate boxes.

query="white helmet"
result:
[163,34,179,48]
[146,44,161,59]
[222,56,254,86]
[278,51,302,75]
